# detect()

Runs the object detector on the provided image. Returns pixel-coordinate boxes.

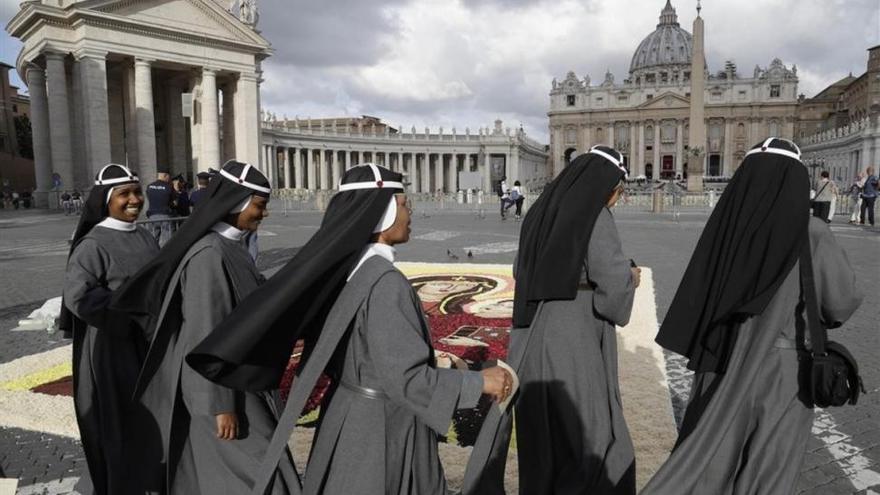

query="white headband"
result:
[373,196,398,233]
[744,137,802,162]
[219,161,272,194]
[230,195,252,214]
[95,163,138,186]
[337,163,405,191]
[588,146,629,179]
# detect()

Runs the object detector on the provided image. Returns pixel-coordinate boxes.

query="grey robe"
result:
[510,206,637,494]
[280,256,483,495]
[641,217,862,495]
[63,225,159,494]
[138,232,297,494]
[305,256,484,495]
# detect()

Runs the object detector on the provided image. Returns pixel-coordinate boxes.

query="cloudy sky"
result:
[2,0,878,141]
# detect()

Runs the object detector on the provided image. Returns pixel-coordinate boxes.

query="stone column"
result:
[409,152,417,192]
[347,150,355,169]
[676,120,685,176]
[200,68,220,172]
[723,119,735,175]
[482,152,493,193]
[653,125,661,179]
[608,124,615,148]
[233,72,262,169]
[318,149,329,190]
[269,145,278,189]
[45,52,74,193]
[294,147,303,189]
[508,150,520,184]
[134,58,158,178]
[434,153,444,193]
[26,66,52,207]
[306,149,316,190]
[628,125,637,172]
[330,150,340,189]
[166,82,188,176]
[446,154,457,192]
[637,123,645,177]
[281,147,291,188]
[222,82,236,162]
[76,50,112,178]
[421,153,431,193]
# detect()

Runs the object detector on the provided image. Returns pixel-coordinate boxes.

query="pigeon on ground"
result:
[447,249,459,260]
[467,250,473,259]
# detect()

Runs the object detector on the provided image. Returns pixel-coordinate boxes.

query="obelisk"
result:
[687,1,705,192]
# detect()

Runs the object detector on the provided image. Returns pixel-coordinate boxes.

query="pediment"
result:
[76,0,269,48]
[636,92,690,110]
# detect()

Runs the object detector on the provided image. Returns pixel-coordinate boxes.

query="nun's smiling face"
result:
[108,184,144,222]
[235,195,270,232]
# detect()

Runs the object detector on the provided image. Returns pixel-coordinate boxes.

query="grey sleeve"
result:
[809,218,862,327]
[365,272,483,435]
[586,208,636,326]
[63,239,118,329]
[179,247,237,415]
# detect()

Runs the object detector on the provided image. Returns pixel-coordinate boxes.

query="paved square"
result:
[0,207,877,494]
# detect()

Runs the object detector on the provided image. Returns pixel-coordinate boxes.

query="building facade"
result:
[259,116,549,193]
[7,0,271,206]
[799,46,880,185]
[548,0,799,180]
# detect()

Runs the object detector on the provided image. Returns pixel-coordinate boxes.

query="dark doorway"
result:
[708,154,722,176]
[645,163,653,180]
[661,155,674,179]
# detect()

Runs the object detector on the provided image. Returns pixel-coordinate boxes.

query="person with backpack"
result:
[510,180,525,220]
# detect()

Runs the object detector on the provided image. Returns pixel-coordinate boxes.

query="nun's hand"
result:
[631,267,642,288]
[215,412,238,440]
[481,366,514,403]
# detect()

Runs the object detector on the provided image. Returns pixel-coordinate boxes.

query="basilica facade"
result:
[548,0,799,180]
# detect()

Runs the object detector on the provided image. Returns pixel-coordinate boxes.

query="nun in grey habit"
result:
[62,164,159,495]
[643,138,862,495]
[461,146,639,495]
[112,160,297,494]
[187,163,513,495]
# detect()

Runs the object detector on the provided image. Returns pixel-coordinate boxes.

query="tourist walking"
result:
[860,167,878,226]
[643,138,862,495]
[849,173,864,223]
[188,164,513,495]
[511,180,525,219]
[812,170,836,222]
[61,164,160,495]
[145,169,176,247]
[112,160,297,494]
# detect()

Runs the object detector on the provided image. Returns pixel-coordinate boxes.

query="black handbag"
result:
[800,244,865,408]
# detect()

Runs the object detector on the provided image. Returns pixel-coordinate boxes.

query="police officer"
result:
[189,171,212,210]
[146,169,176,247]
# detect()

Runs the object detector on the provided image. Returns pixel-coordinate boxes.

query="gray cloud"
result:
[259,0,409,67]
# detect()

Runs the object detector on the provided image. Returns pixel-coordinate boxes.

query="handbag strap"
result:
[814,181,829,199]
[799,240,827,356]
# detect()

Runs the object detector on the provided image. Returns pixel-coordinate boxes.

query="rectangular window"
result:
[770,84,781,98]
[566,94,576,106]
[646,94,653,100]
[617,95,628,102]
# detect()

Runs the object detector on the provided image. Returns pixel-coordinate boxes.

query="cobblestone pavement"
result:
[0,207,877,494]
